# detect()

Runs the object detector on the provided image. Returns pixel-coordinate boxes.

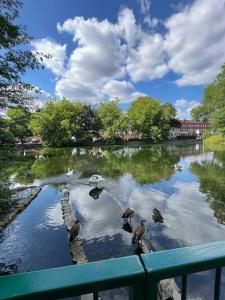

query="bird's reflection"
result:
[133,245,144,255]
[89,187,103,199]
[122,222,133,233]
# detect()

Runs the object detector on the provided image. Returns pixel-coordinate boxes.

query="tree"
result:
[128,97,175,141]
[191,63,225,133]
[159,103,176,138]
[7,106,32,143]
[0,116,14,145]
[96,99,127,141]
[128,97,161,136]
[29,98,100,146]
[0,0,48,109]
[191,105,206,121]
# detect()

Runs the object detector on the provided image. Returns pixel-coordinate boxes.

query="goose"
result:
[122,208,135,223]
[69,220,80,242]
[152,208,164,223]
[88,175,105,187]
[132,220,147,246]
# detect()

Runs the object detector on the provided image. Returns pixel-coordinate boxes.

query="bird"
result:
[152,208,164,223]
[132,220,147,246]
[88,175,105,187]
[89,187,103,199]
[175,164,182,172]
[67,169,74,177]
[69,220,81,242]
[122,208,135,223]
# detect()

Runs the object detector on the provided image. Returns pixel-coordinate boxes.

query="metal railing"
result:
[1,241,225,300]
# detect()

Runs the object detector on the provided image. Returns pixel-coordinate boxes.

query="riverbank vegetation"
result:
[191,63,225,144]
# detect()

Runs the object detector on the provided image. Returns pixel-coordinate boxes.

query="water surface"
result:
[1,143,225,299]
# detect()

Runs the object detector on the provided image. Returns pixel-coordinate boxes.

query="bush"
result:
[204,135,225,149]
[202,130,213,139]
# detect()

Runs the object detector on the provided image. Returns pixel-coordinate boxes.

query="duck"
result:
[69,220,81,242]
[88,174,105,187]
[152,208,164,223]
[122,208,135,223]
[89,187,103,199]
[132,220,147,246]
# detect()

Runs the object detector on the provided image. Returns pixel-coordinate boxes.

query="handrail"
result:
[141,241,225,300]
[0,256,145,300]
[1,241,225,300]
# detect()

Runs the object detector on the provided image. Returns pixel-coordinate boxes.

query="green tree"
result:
[128,97,161,137]
[0,0,48,109]
[0,116,14,145]
[96,99,127,141]
[128,97,175,141]
[29,98,100,146]
[159,103,176,138]
[29,99,82,146]
[7,107,32,143]
[191,63,225,133]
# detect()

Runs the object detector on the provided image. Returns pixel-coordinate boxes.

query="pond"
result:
[0,142,225,299]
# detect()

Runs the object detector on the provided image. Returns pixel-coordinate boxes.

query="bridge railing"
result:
[141,241,225,300]
[1,241,225,300]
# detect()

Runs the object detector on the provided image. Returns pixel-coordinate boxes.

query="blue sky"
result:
[17,0,225,118]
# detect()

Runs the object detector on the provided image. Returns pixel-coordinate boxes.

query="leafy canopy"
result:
[191,63,225,134]
[29,98,100,147]
[0,0,48,109]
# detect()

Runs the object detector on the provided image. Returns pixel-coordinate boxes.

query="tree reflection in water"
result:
[190,149,225,225]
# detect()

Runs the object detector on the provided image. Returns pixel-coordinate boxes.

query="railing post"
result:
[129,275,146,300]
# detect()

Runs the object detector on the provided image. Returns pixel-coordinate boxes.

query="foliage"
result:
[29,98,100,146]
[96,99,127,141]
[128,97,176,141]
[191,63,225,133]
[0,116,14,145]
[7,106,32,142]
[190,151,225,224]
[0,0,48,109]
[204,135,225,150]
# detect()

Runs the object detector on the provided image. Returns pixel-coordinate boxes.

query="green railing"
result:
[1,241,225,300]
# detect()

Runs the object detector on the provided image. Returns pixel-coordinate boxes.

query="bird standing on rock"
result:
[122,208,135,223]
[132,219,147,246]
[152,208,164,223]
[69,220,80,242]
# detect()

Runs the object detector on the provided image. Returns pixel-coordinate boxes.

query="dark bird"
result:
[122,222,133,233]
[122,208,135,223]
[132,220,146,246]
[152,208,164,223]
[89,187,103,199]
[69,220,81,242]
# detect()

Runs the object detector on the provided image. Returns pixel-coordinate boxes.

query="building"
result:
[169,120,212,139]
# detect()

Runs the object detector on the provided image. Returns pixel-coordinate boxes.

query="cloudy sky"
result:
[19,0,225,118]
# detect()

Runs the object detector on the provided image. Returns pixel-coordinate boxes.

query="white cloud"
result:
[137,0,151,15]
[165,0,225,86]
[33,38,67,76]
[174,99,200,119]
[103,80,145,103]
[32,0,225,105]
[126,33,168,82]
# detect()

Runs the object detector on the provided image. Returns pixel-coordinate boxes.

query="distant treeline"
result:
[0,97,179,147]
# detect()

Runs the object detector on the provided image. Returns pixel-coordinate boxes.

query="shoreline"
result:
[0,187,42,231]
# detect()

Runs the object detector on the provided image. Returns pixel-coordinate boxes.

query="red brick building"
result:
[170,120,212,138]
